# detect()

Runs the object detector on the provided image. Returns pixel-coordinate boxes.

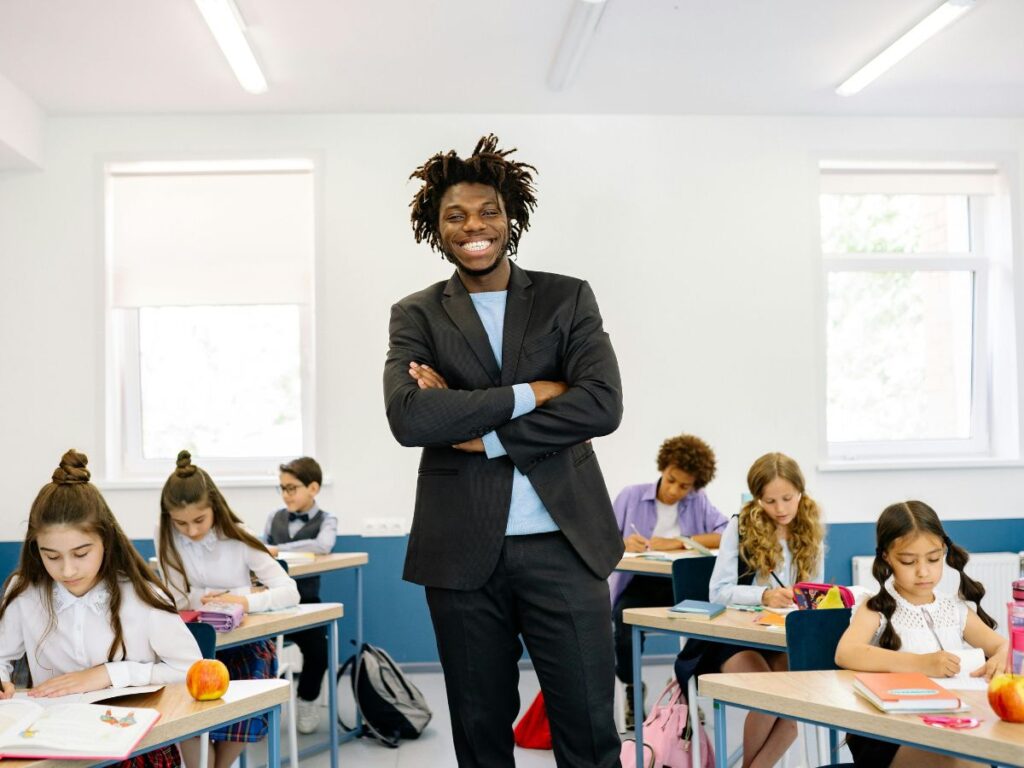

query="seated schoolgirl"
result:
[676,451,824,768]
[835,500,1007,768]
[0,449,202,768]
[157,451,299,768]
[609,433,727,727]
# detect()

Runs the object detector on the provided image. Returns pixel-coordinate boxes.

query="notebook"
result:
[0,700,160,759]
[198,601,245,632]
[679,537,716,557]
[853,672,962,713]
[669,599,726,620]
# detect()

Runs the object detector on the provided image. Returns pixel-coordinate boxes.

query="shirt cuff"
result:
[482,431,507,459]
[104,661,134,688]
[510,383,536,419]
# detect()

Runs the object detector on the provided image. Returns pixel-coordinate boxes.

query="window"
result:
[106,160,315,479]
[820,164,1017,463]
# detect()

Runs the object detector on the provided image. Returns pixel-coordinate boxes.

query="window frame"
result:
[103,159,318,481]
[821,191,994,462]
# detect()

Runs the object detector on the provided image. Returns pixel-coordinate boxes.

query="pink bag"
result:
[620,680,715,768]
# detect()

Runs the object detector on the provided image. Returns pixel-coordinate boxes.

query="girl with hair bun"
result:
[0,449,201,768]
[677,452,824,768]
[157,450,299,768]
[835,500,1007,767]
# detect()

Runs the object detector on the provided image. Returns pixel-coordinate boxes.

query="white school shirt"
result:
[652,499,683,539]
[0,580,201,688]
[159,527,300,613]
[856,578,970,652]
[708,516,824,605]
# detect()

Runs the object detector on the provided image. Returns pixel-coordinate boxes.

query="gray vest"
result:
[269,508,325,603]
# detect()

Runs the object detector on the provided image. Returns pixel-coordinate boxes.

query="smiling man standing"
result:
[383,135,624,767]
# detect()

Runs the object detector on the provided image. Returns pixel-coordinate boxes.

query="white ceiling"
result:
[0,0,1021,116]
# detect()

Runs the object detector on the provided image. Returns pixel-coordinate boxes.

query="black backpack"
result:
[338,643,432,748]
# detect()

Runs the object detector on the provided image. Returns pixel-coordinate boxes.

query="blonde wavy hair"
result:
[737,452,823,583]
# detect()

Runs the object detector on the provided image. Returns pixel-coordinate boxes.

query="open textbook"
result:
[0,692,161,759]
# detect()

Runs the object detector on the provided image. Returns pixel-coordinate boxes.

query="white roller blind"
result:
[109,167,314,307]
[820,163,1000,195]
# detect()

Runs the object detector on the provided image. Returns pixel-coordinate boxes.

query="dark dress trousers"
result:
[384,262,625,767]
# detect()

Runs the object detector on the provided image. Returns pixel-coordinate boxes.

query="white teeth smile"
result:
[461,240,491,252]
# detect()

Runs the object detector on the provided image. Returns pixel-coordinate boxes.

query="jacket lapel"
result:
[442,272,501,385]
[500,262,534,386]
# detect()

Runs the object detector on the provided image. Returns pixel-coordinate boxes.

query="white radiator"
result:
[852,551,1023,639]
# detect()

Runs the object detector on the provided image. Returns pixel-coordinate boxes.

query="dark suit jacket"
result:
[384,262,625,590]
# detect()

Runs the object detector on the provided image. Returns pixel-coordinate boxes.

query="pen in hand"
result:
[629,523,650,551]
[770,572,786,589]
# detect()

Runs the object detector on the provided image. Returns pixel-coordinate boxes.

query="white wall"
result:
[1,113,1023,541]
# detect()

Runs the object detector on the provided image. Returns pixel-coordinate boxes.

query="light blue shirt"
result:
[470,291,560,536]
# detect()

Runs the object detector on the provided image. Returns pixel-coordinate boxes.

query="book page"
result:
[930,647,989,691]
[13,685,164,707]
[0,703,158,757]
[0,701,44,744]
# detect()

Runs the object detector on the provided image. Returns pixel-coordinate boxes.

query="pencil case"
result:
[198,601,245,632]
[793,582,855,609]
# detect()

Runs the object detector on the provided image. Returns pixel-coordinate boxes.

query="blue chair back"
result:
[784,608,852,671]
[186,621,217,660]
[671,556,717,604]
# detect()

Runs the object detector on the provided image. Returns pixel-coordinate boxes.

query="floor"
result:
[240,662,854,767]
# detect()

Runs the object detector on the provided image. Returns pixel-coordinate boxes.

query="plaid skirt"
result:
[210,639,278,743]
[117,744,181,768]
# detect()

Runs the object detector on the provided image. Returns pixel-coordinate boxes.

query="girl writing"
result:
[835,500,1007,768]
[677,451,824,768]
[158,451,299,768]
[0,449,201,768]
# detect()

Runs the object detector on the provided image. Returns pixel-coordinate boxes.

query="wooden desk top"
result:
[615,557,673,576]
[283,551,368,577]
[6,679,290,768]
[699,670,1024,768]
[623,607,787,649]
[216,603,344,648]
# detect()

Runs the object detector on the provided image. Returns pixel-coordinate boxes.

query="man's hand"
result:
[409,362,448,390]
[529,381,568,406]
[453,438,485,453]
[649,536,684,551]
[624,533,649,553]
[28,665,112,697]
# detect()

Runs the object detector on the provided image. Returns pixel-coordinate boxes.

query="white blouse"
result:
[708,516,824,605]
[0,580,201,688]
[158,527,300,613]
[857,578,969,653]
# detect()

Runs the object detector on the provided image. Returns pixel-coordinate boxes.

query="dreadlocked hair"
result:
[867,500,996,651]
[0,449,177,665]
[409,134,538,258]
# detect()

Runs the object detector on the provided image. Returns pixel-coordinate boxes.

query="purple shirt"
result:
[608,481,728,606]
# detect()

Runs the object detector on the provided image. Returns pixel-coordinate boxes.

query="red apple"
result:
[987,673,1024,723]
[186,659,230,701]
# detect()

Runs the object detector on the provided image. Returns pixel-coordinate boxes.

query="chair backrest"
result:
[671,556,717,604]
[186,621,217,660]
[784,608,853,671]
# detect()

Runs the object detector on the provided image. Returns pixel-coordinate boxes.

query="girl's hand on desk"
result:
[649,536,684,551]
[760,588,794,608]
[624,533,649,552]
[972,647,1007,681]
[0,681,14,699]
[202,592,250,612]
[267,545,279,557]
[29,665,111,697]
[919,650,961,678]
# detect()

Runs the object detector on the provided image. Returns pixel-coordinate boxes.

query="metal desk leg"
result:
[328,618,340,768]
[830,727,839,763]
[714,700,727,768]
[267,705,282,768]
[355,565,364,732]
[632,625,644,768]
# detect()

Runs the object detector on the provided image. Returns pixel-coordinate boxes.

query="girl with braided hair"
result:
[0,449,201,768]
[835,500,1008,767]
[157,450,298,768]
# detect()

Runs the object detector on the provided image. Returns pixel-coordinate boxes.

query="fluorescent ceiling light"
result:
[548,0,607,91]
[836,0,976,97]
[194,0,267,94]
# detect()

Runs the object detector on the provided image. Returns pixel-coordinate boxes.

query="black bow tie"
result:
[289,512,310,523]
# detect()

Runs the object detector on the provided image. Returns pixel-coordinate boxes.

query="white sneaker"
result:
[296,699,320,735]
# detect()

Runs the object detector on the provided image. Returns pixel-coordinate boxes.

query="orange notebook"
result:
[853,672,962,713]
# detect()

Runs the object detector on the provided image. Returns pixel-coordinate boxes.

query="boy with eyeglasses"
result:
[262,456,337,734]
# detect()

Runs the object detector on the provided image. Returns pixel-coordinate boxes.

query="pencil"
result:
[770,572,786,589]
